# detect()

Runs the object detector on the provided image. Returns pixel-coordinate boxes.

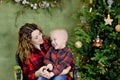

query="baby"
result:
[38,28,74,80]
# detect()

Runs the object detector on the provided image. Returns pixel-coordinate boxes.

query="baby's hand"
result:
[49,72,55,78]
[43,70,54,79]
[47,64,53,71]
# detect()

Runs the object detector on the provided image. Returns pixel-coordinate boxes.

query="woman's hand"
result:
[35,66,50,78]
[60,66,71,75]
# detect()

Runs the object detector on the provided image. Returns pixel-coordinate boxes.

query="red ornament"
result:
[93,36,103,47]
[115,24,120,32]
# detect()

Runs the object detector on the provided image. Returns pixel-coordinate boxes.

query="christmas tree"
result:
[68,0,120,80]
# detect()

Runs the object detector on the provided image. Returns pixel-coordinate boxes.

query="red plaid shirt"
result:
[22,40,50,80]
[44,46,74,75]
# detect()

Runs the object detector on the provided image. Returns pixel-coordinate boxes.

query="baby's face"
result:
[50,32,66,49]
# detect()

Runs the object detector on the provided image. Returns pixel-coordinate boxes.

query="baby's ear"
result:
[63,37,67,43]
[64,35,68,42]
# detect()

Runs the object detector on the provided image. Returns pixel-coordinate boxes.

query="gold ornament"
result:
[104,14,113,25]
[75,41,82,48]
[115,24,120,32]
[93,35,103,47]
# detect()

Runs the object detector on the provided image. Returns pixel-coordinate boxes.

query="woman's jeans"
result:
[38,75,66,80]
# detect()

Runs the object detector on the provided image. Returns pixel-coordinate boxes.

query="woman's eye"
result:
[35,37,38,39]
[53,39,56,41]
[39,33,42,36]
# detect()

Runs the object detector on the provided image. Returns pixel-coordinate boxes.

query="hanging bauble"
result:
[93,35,103,47]
[115,24,120,32]
[107,0,113,9]
[80,17,87,24]
[83,24,90,32]
[75,41,82,48]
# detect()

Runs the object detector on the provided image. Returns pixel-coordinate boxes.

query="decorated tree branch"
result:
[68,0,120,79]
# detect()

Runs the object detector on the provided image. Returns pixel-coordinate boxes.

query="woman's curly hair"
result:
[18,23,43,62]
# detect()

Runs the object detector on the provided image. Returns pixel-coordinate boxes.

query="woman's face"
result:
[31,29,43,46]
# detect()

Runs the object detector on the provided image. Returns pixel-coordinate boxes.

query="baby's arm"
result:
[52,51,73,75]
[60,66,71,75]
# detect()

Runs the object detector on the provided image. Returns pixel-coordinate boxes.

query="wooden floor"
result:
[0,0,80,79]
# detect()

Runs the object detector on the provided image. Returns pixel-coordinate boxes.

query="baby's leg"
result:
[37,77,50,80]
[53,75,66,80]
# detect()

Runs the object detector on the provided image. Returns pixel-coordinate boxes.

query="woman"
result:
[18,23,71,80]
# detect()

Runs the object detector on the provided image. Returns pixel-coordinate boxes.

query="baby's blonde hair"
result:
[50,28,68,41]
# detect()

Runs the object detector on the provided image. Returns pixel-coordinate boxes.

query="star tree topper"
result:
[104,14,113,25]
